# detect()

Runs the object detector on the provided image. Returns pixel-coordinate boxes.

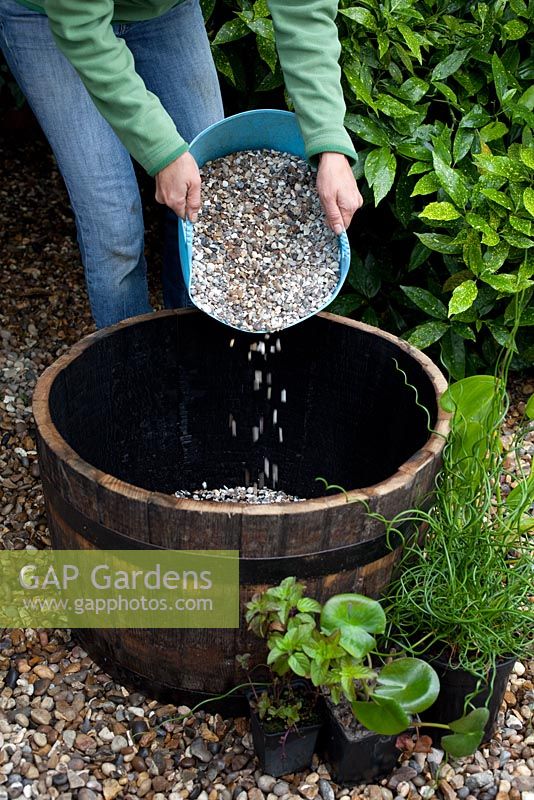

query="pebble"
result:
[4,668,19,689]
[318,780,335,800]
[110,734,128,752]
[32,732,48,747]
[190,150,339,332]
[102,778,122,800]
[29,708,51,726]
[259,777,277,793]
[466,772,496,790]
[190,737,213,763]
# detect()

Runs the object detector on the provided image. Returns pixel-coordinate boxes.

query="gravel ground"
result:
[1,137,534,800]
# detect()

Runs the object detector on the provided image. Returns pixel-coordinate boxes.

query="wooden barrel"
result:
[33,310,448,710]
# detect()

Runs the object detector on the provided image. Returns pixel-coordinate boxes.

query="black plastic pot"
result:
[420,655,516,743]
[247,686,322,777]
[318,700,400,786]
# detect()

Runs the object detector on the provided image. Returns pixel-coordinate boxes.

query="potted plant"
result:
[245,578,487,783]
[378,358,534,741]
[243,577,325,776]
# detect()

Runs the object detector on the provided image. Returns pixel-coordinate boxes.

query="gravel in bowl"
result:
[189,149,339,333]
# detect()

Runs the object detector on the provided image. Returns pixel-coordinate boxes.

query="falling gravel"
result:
[190,149,339,332]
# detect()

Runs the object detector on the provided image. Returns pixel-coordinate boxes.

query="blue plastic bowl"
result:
[178,109,350,333]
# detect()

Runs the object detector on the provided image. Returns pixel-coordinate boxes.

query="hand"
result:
[155,151,201,222]
[316,152,363,234]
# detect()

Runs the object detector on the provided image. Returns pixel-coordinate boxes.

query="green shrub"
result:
[208,0,534,374]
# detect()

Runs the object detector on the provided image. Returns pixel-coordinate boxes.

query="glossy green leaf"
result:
[374,658,440,713]
[448,280,478,316]
[365,147,397,205]
[405,321,448,349]
[420,201,461,221]
[524,188,534,218]
[510,0,528,15]
[448,707,490,734]
[376,32,390,61]
[460,105,490,129]
[441,375,499,420]
[479,121,508,143]
[492,54,512,106]
[520,146,534,169]
[483,241,510,274]
[247,17,274,39]
[486,321,517,350]
[330,626,377,659]
[411,172,440,197]
[376,94,419,119]
[431,49,469,81]
[340,6,378,29]
[484,273,532,292]
[442,729,485,758]
[440,329,466,379]
[212,18,249,45]
[408,241,430,271]
[465,213,500,246]
[443,270,473,292]
[416,233,462,254]
[344,114,389,146]
[296,597,322,614]
[408,161,431,176]
[463,230,484,276]
[344,63,376,110]
[480,189,513,210]
[502,19,528,40]
[452,322,476,341]
[210,46,241,88]
[433,153,469,208]
[510,215,532,236]
[200,0,216,22]
[474,154,529,181]
[401,286,448,319]
[256,35,277,71]
[502,230,534,249]
[287,652,310,677]
[352,696,411,735]
[327,294,365,316]
[321,594,386,634]
[397,143,433,161]
[255,67,283,92]
[397,24,422,63]
[526,394,534,419]
[395,78,429,104]
[252,0,269,18]
[453,128,474,163]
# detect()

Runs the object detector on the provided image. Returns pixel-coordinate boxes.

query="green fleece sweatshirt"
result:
[17,0,356,176]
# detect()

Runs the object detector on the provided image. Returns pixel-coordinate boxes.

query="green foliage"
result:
[207,0,534,371]
[380,348,534,689]
[246,578,487,755]
[203,0,284,96]
[333,0,534,372]
[255,686,304,727]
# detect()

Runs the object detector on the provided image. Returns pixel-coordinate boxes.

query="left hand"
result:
[316,152,363,234]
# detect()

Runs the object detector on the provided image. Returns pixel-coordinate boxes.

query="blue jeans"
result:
[0,0,223,327]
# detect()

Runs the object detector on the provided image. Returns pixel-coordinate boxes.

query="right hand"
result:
[155,151,201,222]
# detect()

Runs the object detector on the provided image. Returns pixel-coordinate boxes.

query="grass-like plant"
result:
[378,346,534,683]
